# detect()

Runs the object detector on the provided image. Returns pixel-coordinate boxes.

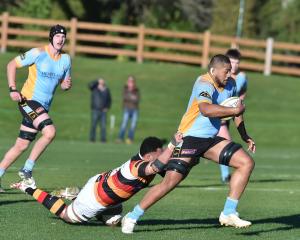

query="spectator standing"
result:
[117,76,140,144]
[89,78,112,143]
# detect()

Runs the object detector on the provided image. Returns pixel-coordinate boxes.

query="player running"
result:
[122,54,255,233]
[0,25,71,192]
[11,133,182,225]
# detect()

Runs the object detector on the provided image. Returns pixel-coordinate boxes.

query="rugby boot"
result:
[219,212,251,228]
[121,213,137,234]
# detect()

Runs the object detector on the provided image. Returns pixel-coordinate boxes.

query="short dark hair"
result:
[225,49,241,60]
[208,54,231,70]
[139,137,163,156]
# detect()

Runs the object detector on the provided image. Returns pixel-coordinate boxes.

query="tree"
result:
[210,0,256,37]
[9,0,52,19]
[111,0,212,32]
[255,0,300,43]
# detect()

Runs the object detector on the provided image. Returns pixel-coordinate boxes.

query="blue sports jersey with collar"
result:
[178,73,237,138]
[15,45,71,111]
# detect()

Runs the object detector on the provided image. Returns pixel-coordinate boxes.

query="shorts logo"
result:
[181,149,197,155]
[35,107,44,114]
[172,147,181,157]
[199,91,212,99]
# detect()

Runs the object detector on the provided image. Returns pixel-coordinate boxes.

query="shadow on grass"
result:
[149,183,227,189]
[130,214,300,234]
[249,179,291,183]
[0,191,25,195]
[50,217,220,230]
[134,218,220,232]
[239,214,300,236]
[0,199,35,206]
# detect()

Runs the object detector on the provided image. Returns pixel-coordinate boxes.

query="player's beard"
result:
[216,77,227,88]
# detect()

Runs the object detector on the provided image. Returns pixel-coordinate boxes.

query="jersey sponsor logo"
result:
[181,149,197,155]
[199,91,212,99]
[41,71,62,79]
[20,52,26,60]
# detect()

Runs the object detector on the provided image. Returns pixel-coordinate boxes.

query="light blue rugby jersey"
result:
[15,45,71,111]
[235,72,247,96]
[178,73,237,138]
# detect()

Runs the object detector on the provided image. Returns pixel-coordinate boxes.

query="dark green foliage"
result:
[2,0,300,42]
[9,0,52,19]
[255,0,300,42]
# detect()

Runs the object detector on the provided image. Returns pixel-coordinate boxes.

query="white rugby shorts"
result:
[66,174,106,223]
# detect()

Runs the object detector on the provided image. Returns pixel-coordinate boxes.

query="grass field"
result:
[0,53,300,240]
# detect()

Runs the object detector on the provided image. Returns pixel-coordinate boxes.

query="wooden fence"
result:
[1,12,300,76]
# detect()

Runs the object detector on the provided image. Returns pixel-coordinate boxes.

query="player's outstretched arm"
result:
[144,132,183,175]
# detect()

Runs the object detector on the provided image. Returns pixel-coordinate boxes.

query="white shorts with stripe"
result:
[66,174,105,223]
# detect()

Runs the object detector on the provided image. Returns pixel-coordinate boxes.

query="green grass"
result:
[0,53,300,239]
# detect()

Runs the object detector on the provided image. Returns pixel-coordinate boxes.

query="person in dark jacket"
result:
[88,78,112,142]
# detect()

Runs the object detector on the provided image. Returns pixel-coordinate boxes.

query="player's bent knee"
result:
[64,205,83,223]
[42,126,56,140]
[60,207,75,223]
[236,155,255,172]
[219,142,242,166]
[165,159,190,177]
[37,118,53,131]
[245,157,255,171]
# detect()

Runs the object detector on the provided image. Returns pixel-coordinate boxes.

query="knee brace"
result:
[19,130,37,141]
[165,159,190,177]
[219,142,242,166]
[37,119,53,131]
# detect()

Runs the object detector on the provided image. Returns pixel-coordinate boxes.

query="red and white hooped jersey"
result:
[94,154,155,206]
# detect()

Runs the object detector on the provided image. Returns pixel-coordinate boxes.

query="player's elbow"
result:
[7,60,17,72]
[200,109,210,117]
[199,102,211,117]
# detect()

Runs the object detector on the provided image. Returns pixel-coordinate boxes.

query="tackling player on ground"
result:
[122,54,256,233]
[11,133,182,225]
[0,25,71,192]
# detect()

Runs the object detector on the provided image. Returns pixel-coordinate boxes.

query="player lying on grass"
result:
[11,133,182,225]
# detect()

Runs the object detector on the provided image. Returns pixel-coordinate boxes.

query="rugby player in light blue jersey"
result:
[0,25,72,192]
[122,55,256,233]
[218,49,248,183]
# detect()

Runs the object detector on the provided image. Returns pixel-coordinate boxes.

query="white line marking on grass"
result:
[201,187,299,194]
[257,165,300,170]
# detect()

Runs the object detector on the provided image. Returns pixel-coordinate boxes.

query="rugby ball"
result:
[220,96,240,121]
